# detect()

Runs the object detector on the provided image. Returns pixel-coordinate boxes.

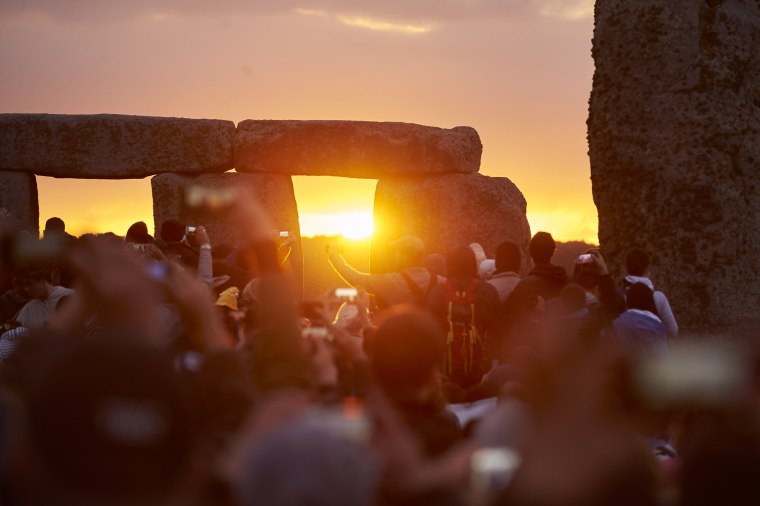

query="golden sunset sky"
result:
[0,0,597,242]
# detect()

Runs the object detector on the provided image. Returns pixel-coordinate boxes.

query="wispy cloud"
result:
[0,0,593,25]
[537,0,594,21]
[337,14,432,34]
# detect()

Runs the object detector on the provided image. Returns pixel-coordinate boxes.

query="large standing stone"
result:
[588,0,760,335]
[0,171,38,235]
[151,172,302,291]
[0,114,234,178]
[234,120,482,178]
[371,173,531,273]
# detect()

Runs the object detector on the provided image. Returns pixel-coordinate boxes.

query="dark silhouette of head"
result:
[43,217,65,238]
[495,242,521,273]
[390,236,425,270]
[125,222,152,244]
[561,283,588,314]
[626,248,651,277]
[446,245,477,281]
[160,220,185,243]
[626,283,658,315]
[370,306,444,399]
[529,232,556,264]
[424,253,446,278]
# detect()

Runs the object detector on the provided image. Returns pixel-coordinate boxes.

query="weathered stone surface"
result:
[0,171,38,235]
[151,172,302,290]
[588,0,760,335]
[0,114,234,178]
[371,173,531,273]
[234,120,482,178]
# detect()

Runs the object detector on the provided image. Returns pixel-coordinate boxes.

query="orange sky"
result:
[0,1,598,243]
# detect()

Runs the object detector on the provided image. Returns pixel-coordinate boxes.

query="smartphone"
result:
[577,253,594,264]
[470,447,522,493]
[146,261,169,282]
[279,231,290,239]
[634,344,751,409]
[334,287,358,301]
[185,226,196,235]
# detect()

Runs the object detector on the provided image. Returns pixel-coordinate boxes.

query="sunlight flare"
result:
[299,211,375,239]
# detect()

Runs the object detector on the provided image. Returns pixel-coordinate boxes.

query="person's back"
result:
[623,248,678,337]
[427,246,500,389]
[612,283,668,356]
[487,241,522,303]
[519,231,567,301]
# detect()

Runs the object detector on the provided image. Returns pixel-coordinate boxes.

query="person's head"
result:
[495,242,521,273]
[503,282,542,321]
[626,283,658,315]
[234,418,378,506]
[18,269,52,300]
[573,252,602,291]
[561,283,588,314]
[424,253,446,277]
[626,248,651,277]
[159,220,185,243]
[389,236,425,270]
[43,217,65,238]
[125,222,151,244]
[446,245,478,281]
[529,231,556,264]
[370,306,445,402]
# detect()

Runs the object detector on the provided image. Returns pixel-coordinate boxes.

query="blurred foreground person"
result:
[370,306,462,457]
[20,340,202,506]
[14,269,73,329]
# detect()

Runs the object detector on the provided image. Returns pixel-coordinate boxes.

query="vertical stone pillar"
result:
[372,173,531,274]
[0,171,39,235]
[588,0,760,335]
[151,172,302,296]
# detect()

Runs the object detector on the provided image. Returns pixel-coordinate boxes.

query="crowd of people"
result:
[0,195,757,506]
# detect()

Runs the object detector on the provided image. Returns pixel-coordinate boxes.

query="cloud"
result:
[0,0,593,25]
[537,0,594,21]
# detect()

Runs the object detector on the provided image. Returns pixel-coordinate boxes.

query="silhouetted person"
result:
[624,248,678,337]
[125,221,153,244]
[427,246,500,389]
[517,231,567,301]
[611,283,668,356]
[327,236,439,308]
[487,241,522,303]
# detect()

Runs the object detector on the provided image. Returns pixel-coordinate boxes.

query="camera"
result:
[334,287,358,301]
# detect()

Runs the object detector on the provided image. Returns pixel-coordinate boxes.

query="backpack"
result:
[442,279,486,388]
[399,270,439,307]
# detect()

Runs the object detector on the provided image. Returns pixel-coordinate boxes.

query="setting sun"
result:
[299,211,375,239]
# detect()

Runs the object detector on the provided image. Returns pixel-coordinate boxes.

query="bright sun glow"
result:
[299,211,375,239]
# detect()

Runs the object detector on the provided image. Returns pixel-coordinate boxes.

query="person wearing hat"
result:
[326,236,442,309]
